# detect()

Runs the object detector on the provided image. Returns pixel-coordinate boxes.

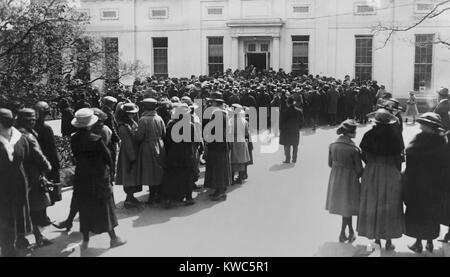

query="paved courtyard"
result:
[27,121,450,257]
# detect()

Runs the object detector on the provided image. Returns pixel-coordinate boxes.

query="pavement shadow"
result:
[301,128,316,136]
[113,182,245,229]
[29,231,82,257]
[314,242,373,257]
[269,163,296,172]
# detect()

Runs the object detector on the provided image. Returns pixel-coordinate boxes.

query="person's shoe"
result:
[184,199,195,206]
[164,200,172,209]
[233,178,243,185]
[374,239,382,249]
[426,241,434,253]
[408,242,423,253]
[211,193,227,201]
[385,240,395,251]
[292,159,297,164]
[124,200,140,209]
[80,240,89,250]
[347,232,356,243]
[282,160,290,164]
[339,233,347,243]
[438,233,450,243]
[110,237,127,248]
[15,237,31,250]
[35,236,53,248]
[52,220,73,232]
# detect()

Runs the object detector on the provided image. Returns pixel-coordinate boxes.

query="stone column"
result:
[231,36,239,71]
[272,36,280,71]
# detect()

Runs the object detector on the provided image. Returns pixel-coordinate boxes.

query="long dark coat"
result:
[403,132,448,239]
[61,108,76,137]
[327,88,339,114]
[35,121,60,183]
[16,126,52,214]
[70,129,118,234]
[116,120,140,188]
[0,128,33,255]
[162,119,196,201]
[279,106,304,146]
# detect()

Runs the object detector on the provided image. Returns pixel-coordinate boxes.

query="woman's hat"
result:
[170,96,180,103]
[417,112,447,133]
[71,108,98,128]
[0,108,14,120]
[173,102,191,115]
[103,96,118,104]
[91,108,107,122]
[437,87,449,96]
[17,108,37,120]
[181,96,193,106]
[367,108,398,125]
[337,119,357,135]
[121,103,139,114]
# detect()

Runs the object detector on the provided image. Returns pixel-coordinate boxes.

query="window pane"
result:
[153,37,168,48]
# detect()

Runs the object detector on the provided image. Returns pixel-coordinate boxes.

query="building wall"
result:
[77,0,450,98]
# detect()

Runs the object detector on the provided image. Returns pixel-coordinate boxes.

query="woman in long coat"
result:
[279,97,304,164]
[357,108,405,251]
[326,119,363,243]
[204,92,232,201]
[15,109,53,247]
[115,104,142,208]
[403,113,449,253]
[0,109,32,256]
[228,104,251,184]
[70,108,125,249]
[162,103,196,208]
[136,98,166,205]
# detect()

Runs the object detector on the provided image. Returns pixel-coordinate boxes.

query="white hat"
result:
[71,108,99,128]
[103,96,118,103]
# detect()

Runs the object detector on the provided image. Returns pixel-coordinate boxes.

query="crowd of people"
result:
[326,87,450,254]
[0,66,435,257]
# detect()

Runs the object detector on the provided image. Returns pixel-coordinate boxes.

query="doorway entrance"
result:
[247,53,267,72]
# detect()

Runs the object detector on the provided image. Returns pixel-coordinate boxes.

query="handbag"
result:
[40,176,62,205]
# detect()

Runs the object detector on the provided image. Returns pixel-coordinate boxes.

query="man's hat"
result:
[92,108,108,122]
[417,112,447,134]
[0,108,14,121]
[207,91,224,103]
[121,103,139,114]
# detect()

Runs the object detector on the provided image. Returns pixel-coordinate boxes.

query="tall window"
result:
[414,34,434,90]
[208,37,223,75]
[355,35,373,81]
[153,37,168,78]
[104,37,119,90]
[74,38,91,83]
[292,36,309,75]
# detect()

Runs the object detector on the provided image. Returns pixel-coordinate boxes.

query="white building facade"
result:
[77,0,450,98]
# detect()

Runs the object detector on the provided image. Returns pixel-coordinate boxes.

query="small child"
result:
[405,91,419,123]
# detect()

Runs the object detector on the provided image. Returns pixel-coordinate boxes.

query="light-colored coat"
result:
[136,111,166,187]
[325,135,363,217]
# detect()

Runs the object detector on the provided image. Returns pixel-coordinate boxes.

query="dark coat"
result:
[16,126,52,212]
[279,105,304,146]
[0,129,33,252]
[70,129,117,234]
[162,119,196,200]
[35,121,60,183]
[404,133,448,239]
[327,88,339,114]
[434,99,450,130]
[240,94,257,108]
[61,108,76,137]
[116,120,139,188]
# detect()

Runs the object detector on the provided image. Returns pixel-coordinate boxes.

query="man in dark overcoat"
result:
[434,88,450,132]
[279,97,304,164]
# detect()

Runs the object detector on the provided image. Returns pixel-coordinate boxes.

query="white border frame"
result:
[290,4,312,18]
[100,8,119,20]
[149,7,169,19]
[353,2,377,15]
